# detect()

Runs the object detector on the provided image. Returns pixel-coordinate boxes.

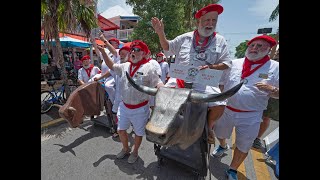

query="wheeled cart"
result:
[154,125,211,179]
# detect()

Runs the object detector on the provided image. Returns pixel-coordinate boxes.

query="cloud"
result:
[97,0,133,14]
[248,0,279,20]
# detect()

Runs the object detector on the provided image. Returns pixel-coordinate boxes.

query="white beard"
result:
[198,26,215,37]
[245,48,270,61]
[83,64,90,69]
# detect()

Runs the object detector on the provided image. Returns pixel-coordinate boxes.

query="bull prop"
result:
[126,72,243,150]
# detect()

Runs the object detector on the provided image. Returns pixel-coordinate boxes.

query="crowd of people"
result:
[45,3,279,180]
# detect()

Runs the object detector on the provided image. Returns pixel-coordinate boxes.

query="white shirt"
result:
[99,48,120,83]
[158,61,169,83]
[148,59,162,78]
[113,61,162,105]
[219,58,279,119]
[168,31,231,94]
[77,66,101,83]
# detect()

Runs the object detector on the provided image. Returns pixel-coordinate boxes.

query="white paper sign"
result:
[168,63,223,87]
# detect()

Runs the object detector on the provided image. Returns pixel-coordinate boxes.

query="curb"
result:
[41,118,66,129]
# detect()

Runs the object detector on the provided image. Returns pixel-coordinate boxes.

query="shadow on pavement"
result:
[209,155,230,180]
[53,123,112,156]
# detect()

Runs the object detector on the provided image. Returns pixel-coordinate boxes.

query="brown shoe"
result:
[208,130,215,145]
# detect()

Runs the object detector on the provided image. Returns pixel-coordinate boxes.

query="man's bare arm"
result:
[96,45,114,71]
[151,17,169,51]
[99,32,118,57]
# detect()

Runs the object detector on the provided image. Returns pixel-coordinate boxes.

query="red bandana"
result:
[193,30,216,52]
[176,79,185,88]
[84,64,94,78]
[241,55,270,79]
[129,58,149,77]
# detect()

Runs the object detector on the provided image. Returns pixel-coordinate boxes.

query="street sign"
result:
[257,28,272,34]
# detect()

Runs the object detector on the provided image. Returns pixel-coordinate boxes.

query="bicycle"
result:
[41,79,79,114]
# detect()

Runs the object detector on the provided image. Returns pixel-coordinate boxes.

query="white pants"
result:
[214,108,262,153]
[117,102,150,136]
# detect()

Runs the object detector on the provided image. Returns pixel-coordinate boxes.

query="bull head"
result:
[125,72,243,149]
[125,72,243,103]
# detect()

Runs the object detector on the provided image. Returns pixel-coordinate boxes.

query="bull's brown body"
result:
[58,82,105,128]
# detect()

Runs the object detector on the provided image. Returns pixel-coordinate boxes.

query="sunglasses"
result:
[131,47,141,52]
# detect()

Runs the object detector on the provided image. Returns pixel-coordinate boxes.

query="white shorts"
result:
[117,102,150,136]
[214,108,261,153]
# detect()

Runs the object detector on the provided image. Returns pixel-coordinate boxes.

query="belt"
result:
[226,106,254,112]
[123,100,148,109]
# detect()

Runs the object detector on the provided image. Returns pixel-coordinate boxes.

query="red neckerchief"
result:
[241,55,270,79]
[129,58,149,77]
[176,79,185,88]
[158,60,165,64]
[147,58,152,62]
[84,64,94,78]
[194,30,216,52]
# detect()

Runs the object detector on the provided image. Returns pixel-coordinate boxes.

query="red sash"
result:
[176,79,185,88]
[123,100,149,109]
[226,106,254,112]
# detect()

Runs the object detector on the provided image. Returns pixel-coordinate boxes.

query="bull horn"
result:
[189,80,244,103]
[125,72,158,96]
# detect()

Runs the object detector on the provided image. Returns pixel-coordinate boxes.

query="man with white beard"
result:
[77,55,101,85]
[211,35,279,180]
[151,3,231,145]
[96,40,164,164]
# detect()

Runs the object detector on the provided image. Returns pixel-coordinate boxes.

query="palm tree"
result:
[41,0,98,98]
[269,4,279,22]
[268,3,279,60]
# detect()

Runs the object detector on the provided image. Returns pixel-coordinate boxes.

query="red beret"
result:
[80,55,90,61]
[156,52,165,57]
[119,46,131,54]
[108,38,120,45]
[194,4,223,19]
[247,35,277,47]
[130,40,149,54]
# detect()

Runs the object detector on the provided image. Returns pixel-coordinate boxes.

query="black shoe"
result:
[252,138,263,149]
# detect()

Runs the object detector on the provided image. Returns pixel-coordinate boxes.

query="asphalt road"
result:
[41,115,279,180]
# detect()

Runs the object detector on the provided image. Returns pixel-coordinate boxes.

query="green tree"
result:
[125,0,221,54]
[126,0,186,54]
[269,3,279,59]
[41,0,98,98]
[234,41,248,58]
[183,0,220,30]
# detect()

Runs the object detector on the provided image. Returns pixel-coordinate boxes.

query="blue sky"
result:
[97,0,279,58]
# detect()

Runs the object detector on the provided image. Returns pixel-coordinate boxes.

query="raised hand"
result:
[151,17,165,35]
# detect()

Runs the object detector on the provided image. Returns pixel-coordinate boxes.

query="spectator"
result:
[77,55,101,85]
